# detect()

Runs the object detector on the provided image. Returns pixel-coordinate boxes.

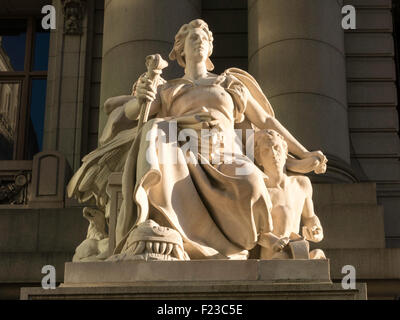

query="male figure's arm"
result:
[299,177,324,243]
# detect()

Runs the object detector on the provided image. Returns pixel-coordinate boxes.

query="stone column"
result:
[248,0,354,182]
[99,0,201,135]
[43,0,91,171]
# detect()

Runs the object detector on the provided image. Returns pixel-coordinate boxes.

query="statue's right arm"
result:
[124,76,161,120]
[124,95,161,120]
[104,95,135,115]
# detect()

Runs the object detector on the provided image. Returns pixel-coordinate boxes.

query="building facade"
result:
[0,0,399,299]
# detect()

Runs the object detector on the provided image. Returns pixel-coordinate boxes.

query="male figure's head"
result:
[254,129,288,173]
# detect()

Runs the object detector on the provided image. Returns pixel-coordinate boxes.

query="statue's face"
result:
[183,28,210,63]
[259,136,287,172]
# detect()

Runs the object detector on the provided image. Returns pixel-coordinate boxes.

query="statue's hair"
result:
[253,129,288,167]
[169,19,215,71]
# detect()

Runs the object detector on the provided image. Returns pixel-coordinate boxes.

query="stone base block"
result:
[21,260,367,300]
[21,281,367,300]
[62,259,332,285]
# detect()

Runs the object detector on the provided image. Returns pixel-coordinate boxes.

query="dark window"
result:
[0,19,27,71]
[29,79,47,153]
[33,21,50,71]
[0,17,49,160]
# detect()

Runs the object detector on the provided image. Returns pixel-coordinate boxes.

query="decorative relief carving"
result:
[0,171,30,205]
[62,0,86,35]
[109,220,189,262]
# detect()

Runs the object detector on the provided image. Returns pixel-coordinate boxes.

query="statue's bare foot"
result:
[309,249,326,260]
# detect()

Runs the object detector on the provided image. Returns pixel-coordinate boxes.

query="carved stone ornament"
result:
[107,220,189,262]
[62,0,86,35]
[0,172,30,205]
[72,207,109,262]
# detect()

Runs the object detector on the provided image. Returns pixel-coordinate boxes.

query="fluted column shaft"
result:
[248,0,354,181]
[99,0,201,135]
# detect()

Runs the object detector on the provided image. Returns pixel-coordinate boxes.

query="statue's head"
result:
[169,19,214,71]
[254,129,288,172]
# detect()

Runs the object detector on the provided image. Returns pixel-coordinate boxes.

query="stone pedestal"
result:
[20,260,367,300]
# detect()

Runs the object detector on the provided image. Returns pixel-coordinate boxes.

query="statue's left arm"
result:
[244,93,318,160]
[225,68,326,173]
[245,99,305,156]
[242,92,327,173]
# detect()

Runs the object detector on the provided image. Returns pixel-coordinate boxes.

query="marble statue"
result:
[67,19,327,262]
[253,129,325,260]
[72,207,109,262]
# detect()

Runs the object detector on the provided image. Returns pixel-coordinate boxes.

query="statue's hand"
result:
[131,79,138,96]
[299,150,327,174]
[303,225,323,243]
[135,75,157,103]
[272,237,290,252]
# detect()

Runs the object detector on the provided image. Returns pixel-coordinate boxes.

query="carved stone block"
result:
[29,151,69,208]
[106,172,123,256]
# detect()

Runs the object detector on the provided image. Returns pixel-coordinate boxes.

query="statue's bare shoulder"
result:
[292,175,313,198]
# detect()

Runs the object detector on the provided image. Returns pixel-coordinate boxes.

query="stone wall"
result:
[0,207,86,299]
[344,0,400,247]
